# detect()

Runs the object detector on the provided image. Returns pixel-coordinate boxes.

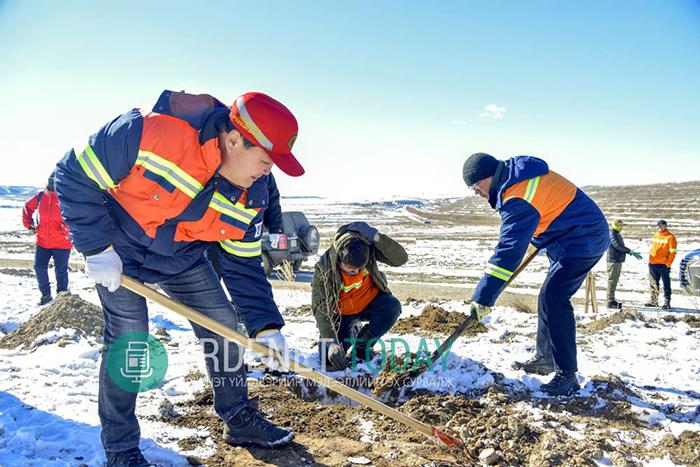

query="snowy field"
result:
[1,190,699,466]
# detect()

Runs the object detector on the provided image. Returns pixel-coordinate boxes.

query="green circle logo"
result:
[287,135,297,150]
[106,332,168,393]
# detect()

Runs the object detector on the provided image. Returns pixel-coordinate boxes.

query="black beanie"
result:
[47,172,55,191]
[463,153,499,186]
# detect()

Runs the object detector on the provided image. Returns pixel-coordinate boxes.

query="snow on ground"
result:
[1,196,699,465]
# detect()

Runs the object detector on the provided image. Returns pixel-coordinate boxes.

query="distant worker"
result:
[312,222,408,371]
[462,153,609,396]
[22,171,73,305]
[645,220,677,309]
[606,219,642,309]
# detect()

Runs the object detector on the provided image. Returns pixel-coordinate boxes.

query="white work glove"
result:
[85,246,123,292]
[254,329,289,371]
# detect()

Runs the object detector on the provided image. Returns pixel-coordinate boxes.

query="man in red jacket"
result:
[22,172,73,305]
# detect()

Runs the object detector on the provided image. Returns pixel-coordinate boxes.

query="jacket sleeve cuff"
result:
[248,322,284,338]
[83,244,111,257]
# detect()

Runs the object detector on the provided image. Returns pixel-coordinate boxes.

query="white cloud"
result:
[479,104,506,119]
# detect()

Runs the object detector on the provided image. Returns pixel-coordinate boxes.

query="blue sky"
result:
[1,0,698,198]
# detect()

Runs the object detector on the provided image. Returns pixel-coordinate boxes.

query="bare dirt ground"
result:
[1,181,698,466]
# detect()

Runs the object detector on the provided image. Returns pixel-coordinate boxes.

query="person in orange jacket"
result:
[645,220,677,309]
[22,172,73,305]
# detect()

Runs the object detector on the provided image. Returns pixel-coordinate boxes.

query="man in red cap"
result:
[55,90,303,466]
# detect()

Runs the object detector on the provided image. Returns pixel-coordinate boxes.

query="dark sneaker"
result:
[38,294,52,306]
[661,300,671,310]
[607,300,623,309]
[644,301,658,308]
[512,355,555,375]
[224,405,294,448]
[106,447,153,467]
[540,372,580,396]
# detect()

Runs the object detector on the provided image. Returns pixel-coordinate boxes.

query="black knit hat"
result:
[47,171,55,191]
[657,219,667,226]
[463,153,499,186]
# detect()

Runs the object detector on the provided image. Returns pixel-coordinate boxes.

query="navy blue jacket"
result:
[55,91,284,336]
[472,156,609,306]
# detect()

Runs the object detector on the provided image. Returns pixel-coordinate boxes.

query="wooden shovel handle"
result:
[120,275,461,447]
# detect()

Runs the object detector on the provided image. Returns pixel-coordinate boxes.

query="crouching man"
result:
[312,222,408,371]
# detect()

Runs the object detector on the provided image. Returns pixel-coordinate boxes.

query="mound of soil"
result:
[651,431,700,465]
[0,292,103,350]
[496,294,536,314]
[283,304,312,317]
[661,314,700,328]
[535,375,642,430]
[393,304,488,336]
[398,390,609,465]
[161,370,694,467]
[165,384,466,466]
[581,309,646,333]
[402,296,426,307]
[0,268,34,278]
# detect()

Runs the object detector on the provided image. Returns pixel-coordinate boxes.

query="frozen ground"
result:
[0,186,699,466]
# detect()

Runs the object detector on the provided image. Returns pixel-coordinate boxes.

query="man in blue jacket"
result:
[56,90,303,466]
[463,153,609,396]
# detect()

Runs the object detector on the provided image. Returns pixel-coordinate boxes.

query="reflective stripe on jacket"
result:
[55,90,283,336]
[471,156,609,307]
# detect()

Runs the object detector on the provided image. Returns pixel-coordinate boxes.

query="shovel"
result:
[374,246,540,397]
[120,275,462,447]
[427,246,540,368]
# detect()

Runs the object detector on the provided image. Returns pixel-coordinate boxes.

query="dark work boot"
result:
[38,294,52,306]
[661,299,671,310]
[224,404,294,448]
[540,372,580,396]
[512,355,555,375]
[350,322,381,363]
[105,447,153,467]
[607,300,623,309]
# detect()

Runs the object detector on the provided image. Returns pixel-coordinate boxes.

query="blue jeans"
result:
[536,255,603,374]
[34,246,71,297]
[97,262,248,453]
[320,293,402,357]
[648,263,671,301]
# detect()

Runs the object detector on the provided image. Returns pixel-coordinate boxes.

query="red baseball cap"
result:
[229,92,304,177]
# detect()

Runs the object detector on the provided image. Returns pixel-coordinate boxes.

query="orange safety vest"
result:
[339,269,380,316]
[501,170,577,238]
[649,230,678,267]
[108,112,261,247]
